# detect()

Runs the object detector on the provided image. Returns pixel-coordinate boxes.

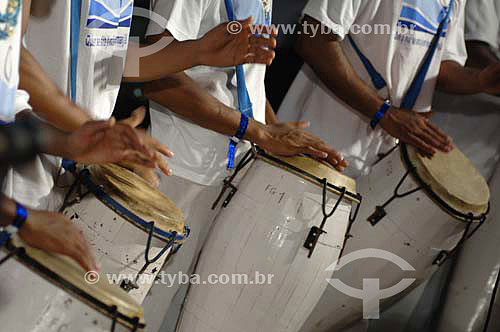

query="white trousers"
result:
[142,174,224,332]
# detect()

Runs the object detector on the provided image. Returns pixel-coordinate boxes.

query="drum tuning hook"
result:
[212,148,256,210]
[304,179,346,258]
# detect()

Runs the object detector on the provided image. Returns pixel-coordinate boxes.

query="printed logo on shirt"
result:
[397,0,451,36]
[86,0,133,29]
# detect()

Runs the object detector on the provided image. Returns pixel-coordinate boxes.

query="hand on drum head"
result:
[256,121,348,172]
[18,210,98,272]
[119,163,161,188]
[199,17,277,67]
[66,107,173,172]
[380,108,453,157]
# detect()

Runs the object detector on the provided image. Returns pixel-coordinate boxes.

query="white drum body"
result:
[300,147,470,332]
[177,156,353,332]
[63,192,170,304]
[436,164,500,332]
[0,244,144,332]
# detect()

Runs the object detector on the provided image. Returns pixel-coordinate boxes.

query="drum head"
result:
[258,151,359,203]
[89,164,185,237]
[8,236,146,330]
[403,144,490,219]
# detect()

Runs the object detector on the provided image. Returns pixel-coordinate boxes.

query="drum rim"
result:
[4,241,146,330]
[79,169,188,243]
[401,144,489,222]
[256,149,361,203]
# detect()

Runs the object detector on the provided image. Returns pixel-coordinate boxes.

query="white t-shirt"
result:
[0,0,23,122]
[146,0,271,186]
[6,0,133,209]
[27,0,133,120]
[279,0,467,178]
[430,0,500,182]
[465,0,500,55]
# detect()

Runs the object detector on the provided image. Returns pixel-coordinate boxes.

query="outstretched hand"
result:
[19,209,97,272]
[380,108,453,157]
[257,121,348,172]
[199,17,277,67]
[68,107,173,177]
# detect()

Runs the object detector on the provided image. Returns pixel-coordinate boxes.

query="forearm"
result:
[265,98,279,125]
[143,73,266,143]
[296,17,384,118]
[437,60,483,94]
[15,112,74,158]
[0,194,17,227]
[466,41,500,69]
[19,47,91,132]
[123,38,202,83]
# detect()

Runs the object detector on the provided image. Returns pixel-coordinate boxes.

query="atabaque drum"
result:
[61,163,189,303]
[176,148,361,332]
[0,235,145,331]
[300,144,490,332]
[436,160,500,332]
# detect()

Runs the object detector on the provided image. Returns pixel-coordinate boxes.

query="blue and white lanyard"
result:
[224,0,263,169]
[348,0,455,111]
[70,0,82,102]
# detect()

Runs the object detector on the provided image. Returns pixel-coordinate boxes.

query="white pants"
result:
[142,174,224,332]
[2,154,62,210]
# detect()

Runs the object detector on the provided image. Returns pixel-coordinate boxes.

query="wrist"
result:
[56,132,77,161]
[3,203,29,237]
[379,107,398,127]
[245,120,269,146]
[370,100,391,129]
[0,198,17,226]
[191,39,208,67]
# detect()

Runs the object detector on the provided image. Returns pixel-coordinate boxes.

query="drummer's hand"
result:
[118,107,173,177]
[257,121,348,172]
[67,117,173,167]
[380,108,453,157]
[122,163,162,188]
[198,17,277,67]
[18,210,98,272]
[479,63,500,95]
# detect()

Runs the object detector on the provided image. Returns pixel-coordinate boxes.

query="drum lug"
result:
[433,250,449,266]
[120,279,139,292]
[212,148,256,210]
[304,226,327,258]
[222,185,238,208]
[368,206,387,226]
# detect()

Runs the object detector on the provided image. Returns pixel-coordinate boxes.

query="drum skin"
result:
[436,164,500,332]
[299,146,471,332]
[177,157,353,332]
[0,237,144,332]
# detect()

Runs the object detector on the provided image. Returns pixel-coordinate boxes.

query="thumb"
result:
[81,119,113,133]
[120,107,146,128]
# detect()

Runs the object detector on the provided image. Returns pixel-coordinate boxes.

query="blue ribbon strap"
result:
[224,0,257,168]
[348,35,387,91]
[70,0,82,102]
[349,0,455,111]
[400,0,455,110]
